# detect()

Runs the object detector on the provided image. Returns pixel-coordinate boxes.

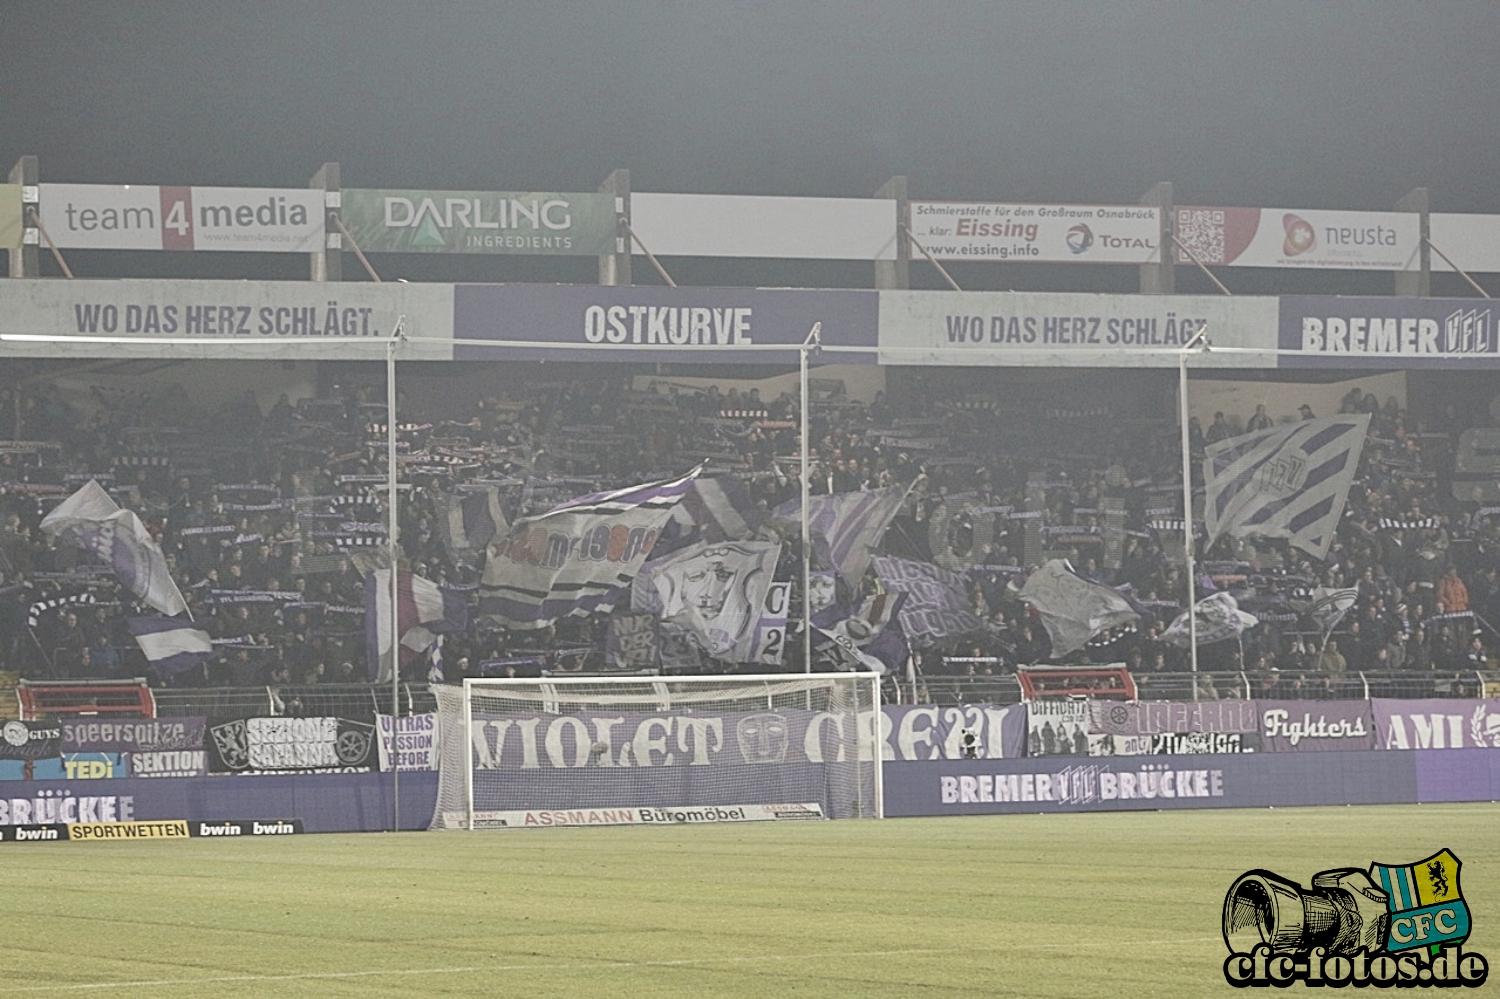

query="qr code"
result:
[1175,208,1226,264]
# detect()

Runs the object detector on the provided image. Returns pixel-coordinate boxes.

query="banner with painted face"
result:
[631,540,781,663]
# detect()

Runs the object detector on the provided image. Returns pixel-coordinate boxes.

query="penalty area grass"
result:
[1,803,1497,998]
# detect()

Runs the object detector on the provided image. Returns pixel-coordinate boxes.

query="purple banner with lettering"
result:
[62,718,205,754]
[1279,296,1500,369]
[883,704,1027,760]
[1372,698,1500,750]
[454,285,877,364]
[1256,699,1376,752]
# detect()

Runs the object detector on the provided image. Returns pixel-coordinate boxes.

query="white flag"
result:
[1161,592,1258,648]
[1204,414,1370,560]
[632,540,781,662]
[1018,559,1139,657]
[40,480,188,617]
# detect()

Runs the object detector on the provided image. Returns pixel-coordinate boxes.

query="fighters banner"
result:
[1258,699,1377,752]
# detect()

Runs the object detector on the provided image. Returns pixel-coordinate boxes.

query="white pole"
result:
[800,327,817,672]
[1178,330,1205,677]
[387,319,404,831]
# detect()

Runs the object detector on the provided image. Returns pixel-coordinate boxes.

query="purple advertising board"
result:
[1372,698,1500,750]
[881,751,1417,817]
[453,284,877,364]
[1414,749,1500,802]
[1279,296,1500,369]
[1257,700,1377,752]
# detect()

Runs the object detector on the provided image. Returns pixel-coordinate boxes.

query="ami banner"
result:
[454,285,877,364]
[340,189,620,256]
[37,184,324,252]
[1279,296,1500,368]
[1373,699,1500,750]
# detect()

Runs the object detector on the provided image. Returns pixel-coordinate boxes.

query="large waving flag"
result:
[41,480,188,617]
[365,569,469,682]
[479,467,700,629]
[1204,414,1370,560]
[631,540,781,662]
[1018,559,1140,657]
[1160,592,1258,648]
[872,555,982,647]
[129,617,213,677]
[813,591,907,674]
[669,475,759,542]
[774,483,910,584]
[438,487,507,564]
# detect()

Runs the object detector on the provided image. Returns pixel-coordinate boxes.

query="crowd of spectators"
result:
[0,367,1497,702]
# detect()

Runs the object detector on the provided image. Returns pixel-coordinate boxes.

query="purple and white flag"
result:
[128,617,212,677]
[365,569,468,682]
[669,475,759,542]
[632,540,781,663]
[1018,559,1139,657]
[1161,592,1258,648]
[872,556,982,646]
[774,483,910,584]
[41,480,188,617]
[479,467,700,629]
[814,591,907,674]
[439,487,507,562]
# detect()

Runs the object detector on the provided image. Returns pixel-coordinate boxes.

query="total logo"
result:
[1283,213,1316,257]
[1066,224,1094,254]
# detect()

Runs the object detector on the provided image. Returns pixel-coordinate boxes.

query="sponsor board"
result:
[908,201,1159,264]
[0,279,454,360]
[0,817,301,843]
[453,285,877,364]
[341,189,619,255]
[127,750,209,778]
[0,720,62,761]
[1175,206,1420,270]
[628,192,896,261]
[1279,296,1500,368]
[67,820,191,841]
[444,802,823,829]
[189,819,303,837]
[876,291,1278,367]
[38,184,324,252]
[1,183,21,247]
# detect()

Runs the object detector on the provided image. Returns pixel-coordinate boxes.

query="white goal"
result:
[429,673,882,829]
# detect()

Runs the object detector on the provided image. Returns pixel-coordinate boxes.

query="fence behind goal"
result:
[430,674,882,829]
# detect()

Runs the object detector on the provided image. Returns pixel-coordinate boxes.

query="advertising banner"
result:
[1374,699,1500,750]
[453,284,877,364]
[884,703,1027,760]
[1174,206,1420,270]
[38,184,324,252]
[375,713,440,772]
[0,279,453,360]
[629,192,897,261]
[1428,213,1500,273]
[1258,700,1377,752]
[62,718,205,754]
[127,750,209,778]
[1278,296,1500,369]
[882,750,1417,817]
[907,202,1159,264]
[0,721,61,761]
[340,189,618,255]
[206,716,376,774]
[876,291,1278,367]
[0,184,21,247]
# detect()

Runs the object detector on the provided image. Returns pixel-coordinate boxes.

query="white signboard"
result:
[38,184,325,252]
[877,291,1279,367]
[1427,214,1500,273]
[0,279,453,360]
[1174,206,1420,271]
[908,202,1160,264]
[629,193,897,260]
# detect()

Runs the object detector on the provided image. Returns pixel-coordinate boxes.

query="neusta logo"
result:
[1283,213,1316,257]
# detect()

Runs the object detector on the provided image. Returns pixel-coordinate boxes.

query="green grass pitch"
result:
[2,803,1497,997]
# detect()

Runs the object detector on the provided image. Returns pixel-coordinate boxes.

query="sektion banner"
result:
[37,184,324,252]
[1174,206,1419,270]
[907,202,1159,264]
[340,189,619,255]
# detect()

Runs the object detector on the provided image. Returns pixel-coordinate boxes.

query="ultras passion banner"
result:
[453,285,877,365]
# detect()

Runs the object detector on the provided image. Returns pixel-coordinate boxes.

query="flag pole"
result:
[1178,327,1209,678]
[387,318,405,832]
[800,322,821,674]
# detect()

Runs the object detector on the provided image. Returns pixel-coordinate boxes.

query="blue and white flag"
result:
[479,467,701,629]
[1204,414,1370,560]
[41,480,188,617]
[774,483,910,585]
[128,617,212,677]
[439,487,507,563]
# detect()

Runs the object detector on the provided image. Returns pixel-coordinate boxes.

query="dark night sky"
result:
[4,1,1499,288]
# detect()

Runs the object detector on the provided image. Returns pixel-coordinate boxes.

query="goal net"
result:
[429,673,882,829]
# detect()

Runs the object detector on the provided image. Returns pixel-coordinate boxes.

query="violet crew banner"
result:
[1279,295,1500,369]
[1373,699,1500,750]
[37,184,324,252]
[340,189,619,255]
[453,285,878,365]
[884,704,1027,760]
[907,202,1160,264]
[1258,699,1377,752]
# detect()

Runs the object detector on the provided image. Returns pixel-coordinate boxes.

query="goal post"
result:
[429,673,883,829]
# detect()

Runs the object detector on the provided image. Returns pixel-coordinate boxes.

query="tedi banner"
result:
[38,184,324,252]
[340,189,619,255]
[1279,296,1500,368]
[1223,849,1487,988]
[907,202,1159,264]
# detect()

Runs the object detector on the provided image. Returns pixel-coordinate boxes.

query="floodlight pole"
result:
[800,323,821,673]
[1178,327,1209,678]
[387,318,406,832]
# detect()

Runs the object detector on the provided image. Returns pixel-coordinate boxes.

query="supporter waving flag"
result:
[773,482,913,585]
[1018,559,1139,657]
[40,480,188,617]
[365,569,468,682]
[479,466,702,629]
[1160,592,1258,648]
[1204,414,1370,560]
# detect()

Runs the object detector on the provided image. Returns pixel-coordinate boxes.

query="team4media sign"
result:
[1222,849,1487,988]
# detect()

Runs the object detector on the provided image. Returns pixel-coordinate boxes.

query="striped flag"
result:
[40,480,188,617]
[365,569,469,682]
[669,475,758,542]
[478,467,701,629]
[1204,414,1371,560]
[129,617,212,677]
[438,487,507,563]
[774,483,911,584]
